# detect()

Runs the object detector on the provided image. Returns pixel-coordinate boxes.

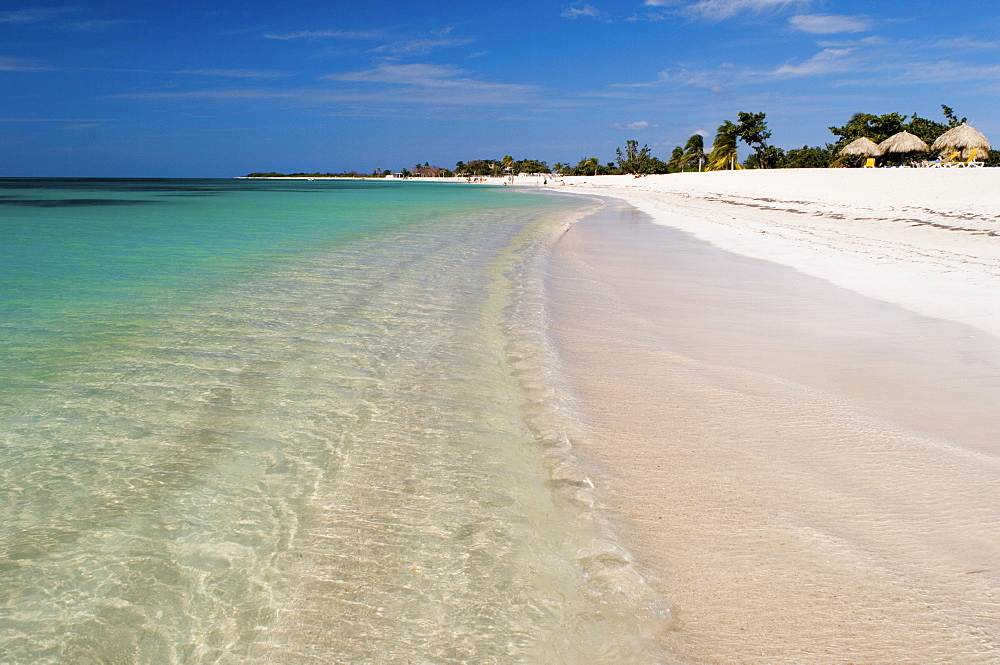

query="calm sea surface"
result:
[0,179,670,663]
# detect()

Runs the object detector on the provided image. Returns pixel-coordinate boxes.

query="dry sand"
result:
[543,170,1000,663]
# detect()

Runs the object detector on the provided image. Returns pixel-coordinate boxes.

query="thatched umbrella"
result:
[839,137,882,158]
[878,131,929,165]
[879,131,929,155]
[931,123,991,159]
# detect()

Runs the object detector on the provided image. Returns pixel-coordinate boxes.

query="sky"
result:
[2,0,998,177]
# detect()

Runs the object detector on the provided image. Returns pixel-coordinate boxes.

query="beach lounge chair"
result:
[863,157,876,168]
[952,148,984,168]
[916,152,959,168]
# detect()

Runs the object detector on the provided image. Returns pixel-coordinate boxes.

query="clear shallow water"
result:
[0,179,670,663]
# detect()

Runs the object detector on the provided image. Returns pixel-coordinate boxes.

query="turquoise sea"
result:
[0,179,670,663]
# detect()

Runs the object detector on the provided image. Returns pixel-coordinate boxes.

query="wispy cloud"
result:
[174,69,292,78]
[0,7,77,24]
[322,63,536,99]
[370,37,475,55]
[0,117,110,122]
[59,18,144,31]
[611,120,659,130]
[933,38,1000,50]
[626,12,671,22]
[116,62,540,111]
[611,45,857,91]
[114,89,293,101]
[0,8,137,31]
[266,26,473,56]
[771,47,857,76]
[561,4,607,19]
[325,63,467,85]
[648,0,811,21]
[263,29,384,40]
[842,59,1000,86]
[0,56,52,72]
[368,29,475,55]
[789,14,872,34]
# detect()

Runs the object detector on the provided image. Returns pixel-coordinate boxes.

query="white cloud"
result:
[324,63,539,103]
[611,120,659,130]
[0,117,109,122]
[610,44,859,92]
[561,4,606,19]
[771,47,856,76]
[264,29,383,40]
[0,7,77,24]
[115,89,293,101]
[789,14,872,34]
[0,56,51,72]
[369,36,475,55]
[614,65,721,88]
[174,69,291,78]
[0,8,137,31]
[885,60,1000,85]
[118,62,540,111]
[325,63,470,86]
[933,38,1000,50]
[627,12,670,21]
[679,0,810,21]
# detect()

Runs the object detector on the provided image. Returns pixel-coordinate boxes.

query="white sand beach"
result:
[543,170,1000,663]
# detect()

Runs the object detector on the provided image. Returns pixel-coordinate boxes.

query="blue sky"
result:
[2,0,998,176]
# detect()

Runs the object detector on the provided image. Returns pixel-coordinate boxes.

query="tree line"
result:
[582,106,997,174]
[245,106,997,178]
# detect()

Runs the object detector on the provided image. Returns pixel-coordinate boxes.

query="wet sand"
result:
[547,197,1000,663]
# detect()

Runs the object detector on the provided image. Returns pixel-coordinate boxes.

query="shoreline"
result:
[549,169,1000,339]
[542,173,1000,662]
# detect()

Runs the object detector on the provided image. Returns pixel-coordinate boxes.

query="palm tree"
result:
[682,133,707,172]
[705,121,740,171]
[667,146,686,173]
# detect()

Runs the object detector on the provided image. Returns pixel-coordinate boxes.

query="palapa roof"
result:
[878,131,929,154]
[931,123,991,152]
[839,137,882,157]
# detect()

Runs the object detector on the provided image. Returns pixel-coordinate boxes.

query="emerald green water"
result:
[0,179,671,663]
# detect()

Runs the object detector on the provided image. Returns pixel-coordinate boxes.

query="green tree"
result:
[681,133,707,171]
[779,145,837,169]
[647,157,671,174]
[501,155,514,174]
[941,105,966,128]
[743,146,784,169]
[572,156,601,175]
[466,159,491,175]
[705,120,740,171]
[514,159,549,174]
[829,106,966,154]
[736,111,774,168]
[615,139,654,174]
[667,146,686,173]
[829,112,907,145]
